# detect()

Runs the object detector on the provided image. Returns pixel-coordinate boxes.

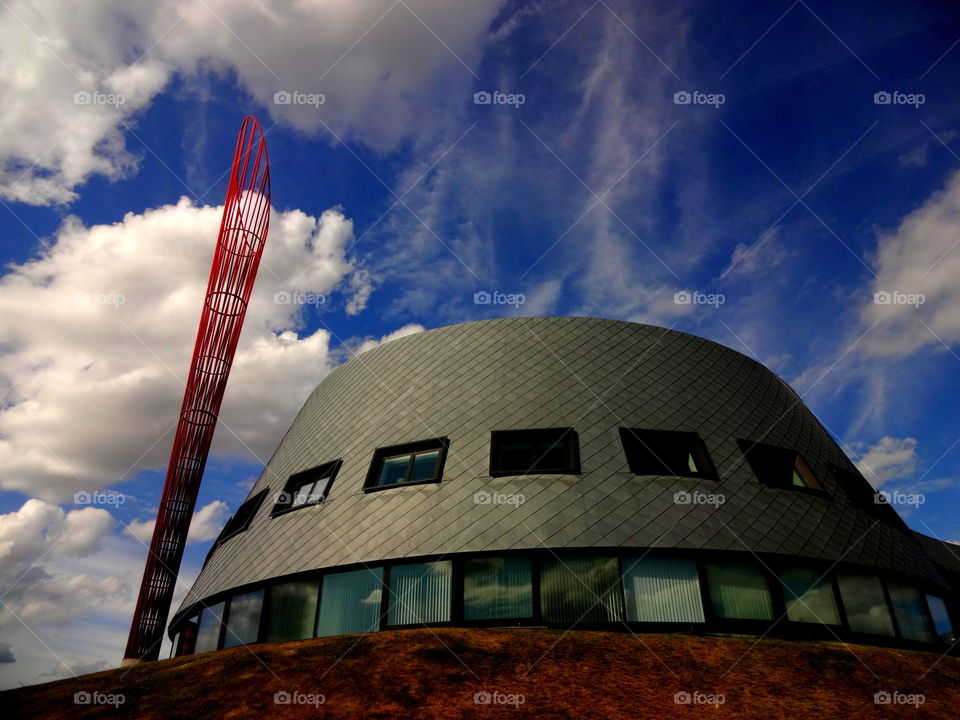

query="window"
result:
[317,568,384,637]
[622,557,705,622]
[174,618,198,656]
[619,429,716,479]
[264,580,319,642]
[273,460,342,514]
[387,561,453,625]
[364,438,449,490]
[463,557,534,620]
[738,441,822,491]
[836,573,895,636]
[223,589,264,648]
[489,427,580,477]
[217,489,268,542]
[925,595,956,643]
[778,567,840,625]
[887,583,935,643]
[540,556,623,623]
[706,562,774,620]
[194,602,225,653]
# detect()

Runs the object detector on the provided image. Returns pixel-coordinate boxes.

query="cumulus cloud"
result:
[855,436,918,488]
[354,324,426,356]
[0,199,368,501]
[124,500,230,544]
[0,0,505,205]
[860,169,960,356]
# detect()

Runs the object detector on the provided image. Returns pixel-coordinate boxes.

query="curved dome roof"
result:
[179,317,944,614]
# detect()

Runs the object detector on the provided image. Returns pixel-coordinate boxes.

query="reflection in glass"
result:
[463,557,533,620]
[836,573,895,636]
[926,594,956,643]
[223,589,264,647]
[541,556,622,622]
[195,602,224,653]
[706,563,773,620]
[622,557,704,622]
[265,580,318,642]
[317,568,384,637]
[778,567,840,625]
[388,562,452,625]
[888,583,934,643]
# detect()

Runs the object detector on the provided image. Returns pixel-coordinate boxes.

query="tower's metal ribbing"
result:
[123,117,271,662]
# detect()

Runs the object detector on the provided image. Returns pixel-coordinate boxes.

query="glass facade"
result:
[194,602,224,653]
[778,567,840,625]
[541,556,622,622]
[223,589,264,648]
[317,568,384,637]
[622,557,704,622]
[888,583,934,643]
[463,557,534,620]
[265,580,318,642]
[926,594,956,643]
[706,563,773,620]
[836,573,895,636]
[387,562,453,625]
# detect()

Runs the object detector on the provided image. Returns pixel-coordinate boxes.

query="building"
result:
[168,317,958,656]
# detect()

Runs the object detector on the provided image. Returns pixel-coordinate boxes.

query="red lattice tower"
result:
[123,117,271,663]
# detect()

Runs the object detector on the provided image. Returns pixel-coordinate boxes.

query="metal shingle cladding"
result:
[178,317,947,615]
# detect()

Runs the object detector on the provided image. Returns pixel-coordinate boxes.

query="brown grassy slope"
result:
[4,629,959,719]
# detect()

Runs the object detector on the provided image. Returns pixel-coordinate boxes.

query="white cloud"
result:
[0,199,369,501]
[123,500,230,544]
[0,499,114,571]
[354,324,426,356]
[0,0,505,205]
[855,436,917,488]
[860,169,960,356]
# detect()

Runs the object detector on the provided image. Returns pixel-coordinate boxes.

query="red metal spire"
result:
[123,117,271,663]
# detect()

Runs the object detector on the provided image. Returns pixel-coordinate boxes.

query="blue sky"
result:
[0,0,959,688]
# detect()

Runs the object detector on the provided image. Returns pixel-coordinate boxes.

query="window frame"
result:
[737,440,826,495]
[489,427,581,477]
[217,488,268,543]
[363,438,450,492]
[619,427,717,480]
[272,459,343,516]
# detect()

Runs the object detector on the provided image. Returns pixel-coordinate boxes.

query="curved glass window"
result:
[706,562,773,620]
[195,602,224,653]
[778,567,840,625]
[926,595,956,643]
[622,557,704,622]
[541,556,622,622]
[888,583,934,643]
[836,573,894,636]
[387,562,452,626]
[317,568,384,637]
[223,589,264,648]
[463,557,533,620]
[265,580,318,642]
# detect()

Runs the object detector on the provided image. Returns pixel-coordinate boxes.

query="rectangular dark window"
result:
[738,441,822,491]
[387,561,453,625]
[619,428,716,479]
[836,573,895,636]
[705,562,774,620]
[217,488,268,542]
[272,460,342,515]
[364,438,449,491]
[194,602,225,653]
[317,567,384,637]
[223,589,264,648]
[463,557,534,620]
[540,556,622,622]
[490,427,580,477]
[778,567,840,625]
[264,580,319,642]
